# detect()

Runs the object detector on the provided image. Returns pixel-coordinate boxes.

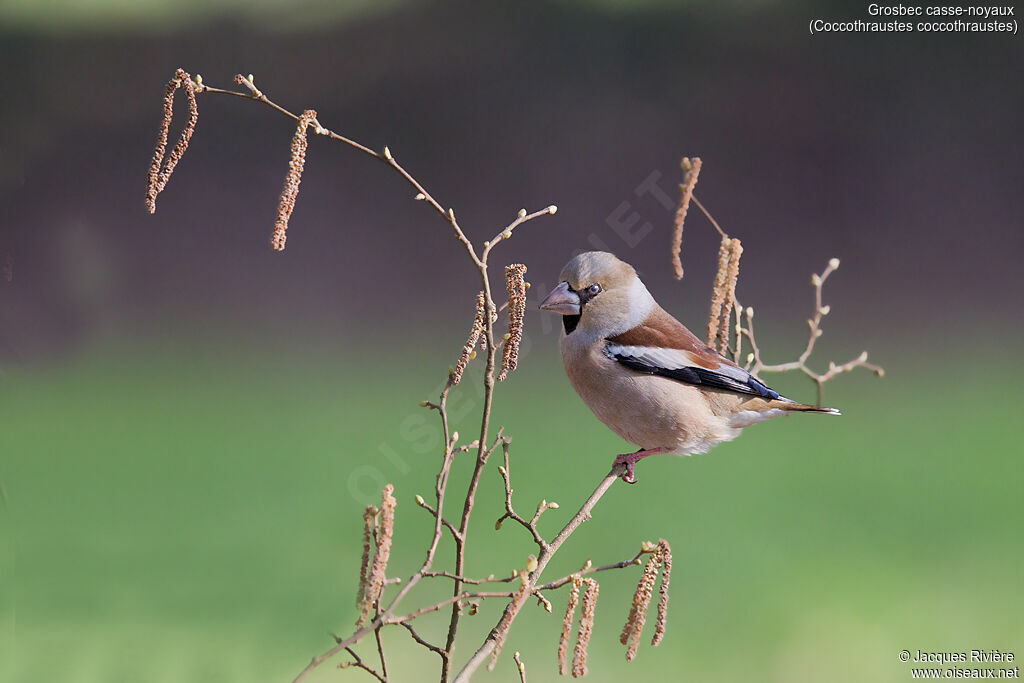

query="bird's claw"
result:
[613,452,640,484]
[612,448,670,484]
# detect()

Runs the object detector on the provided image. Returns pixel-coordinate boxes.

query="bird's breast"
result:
[558,334,730,454]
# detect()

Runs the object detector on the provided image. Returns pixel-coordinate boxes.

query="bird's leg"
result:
[612,447,670,484]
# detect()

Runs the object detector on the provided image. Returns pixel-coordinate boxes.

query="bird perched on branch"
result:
[539,251,837,483]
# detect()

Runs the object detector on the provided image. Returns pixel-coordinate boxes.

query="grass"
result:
[1,339,1021,682]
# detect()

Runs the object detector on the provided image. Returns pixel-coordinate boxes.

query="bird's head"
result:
[539,251,654,336]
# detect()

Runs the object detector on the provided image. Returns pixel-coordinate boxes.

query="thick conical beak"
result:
[539,281,581,315]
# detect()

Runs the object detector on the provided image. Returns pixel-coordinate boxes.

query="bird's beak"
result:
[539,281,581,315]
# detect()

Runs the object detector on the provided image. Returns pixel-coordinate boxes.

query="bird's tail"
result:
[774,399,841,415]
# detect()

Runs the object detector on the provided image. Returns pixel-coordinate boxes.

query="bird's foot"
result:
[612,448,668,484]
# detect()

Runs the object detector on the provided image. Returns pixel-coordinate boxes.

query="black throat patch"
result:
[563,314,581,334]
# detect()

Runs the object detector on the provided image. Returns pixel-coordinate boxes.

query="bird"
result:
[538,251,838,483]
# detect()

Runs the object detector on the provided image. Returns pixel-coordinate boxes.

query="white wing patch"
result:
[604,343,783,399]
[606,344,751,382]
[604,344,693,369]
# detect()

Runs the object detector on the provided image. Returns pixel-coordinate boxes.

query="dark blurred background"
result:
[1,1,1022,682]
[2,0,1022,358]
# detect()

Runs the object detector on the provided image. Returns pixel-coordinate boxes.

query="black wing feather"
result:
[611,351,781,399]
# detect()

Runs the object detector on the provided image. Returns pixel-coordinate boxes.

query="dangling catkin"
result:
[498,264,527,381]
[453,292,486,384]
[652,540,672,647]
[272,109,316,251]
[718,238,743,354]
[706,236,732,346]
[144,79,174,214]
[622,551,662,661]
[671,157,702,280]
[356,485,395,627]
[355,505,377,613]
[558,577,581,675]
[572,578,599,677]
[145,69,198,214]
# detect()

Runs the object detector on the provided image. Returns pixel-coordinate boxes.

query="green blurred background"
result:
[1,1,1022,682]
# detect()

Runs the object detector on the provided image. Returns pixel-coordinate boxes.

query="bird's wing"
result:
[605,306,784,400]
[604,343,782,398]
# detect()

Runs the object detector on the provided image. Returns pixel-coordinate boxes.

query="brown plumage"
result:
[609,306,715,361]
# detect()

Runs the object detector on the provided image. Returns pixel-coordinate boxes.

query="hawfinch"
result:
[539,251,837,483]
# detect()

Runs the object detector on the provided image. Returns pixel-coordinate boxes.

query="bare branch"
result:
[691,195,727,239]
[340,646,386,683]
[398,622,447,660]
[668,160,883,408]
[415,495,463,542]
[188,74,531,264]
[495,441,550,551]
[423,571,518,585]
[482,206,558,260]
[738,258,885,406]
[535,552,646,592]
[373,622,388,681]
[453,464,624,681]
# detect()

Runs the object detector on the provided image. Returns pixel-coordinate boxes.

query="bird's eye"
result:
[586,284,602,296]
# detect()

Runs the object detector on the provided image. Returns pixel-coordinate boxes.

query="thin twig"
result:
[535,552,646,592]
[691,195,727,238]
[388,590,522,623]
[398,622,446,659]
[513,651,527,683]
[482,207,558,261]
[495,441,550,551]
[738,258,884,406]
[341,647,386,683]
[373,601,389,681]
[423,571,518,585]
[452,464,624,681]
[197,78,483,266]
[681,187,883,407]
[415,496,463,542]
[297,467,631,683]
